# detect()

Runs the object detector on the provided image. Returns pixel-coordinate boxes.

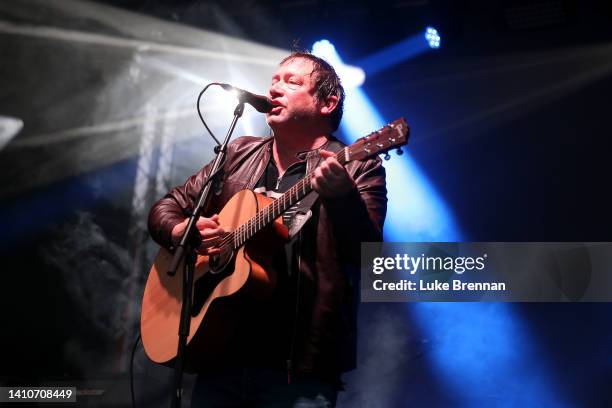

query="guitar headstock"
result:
[347,117,410,162]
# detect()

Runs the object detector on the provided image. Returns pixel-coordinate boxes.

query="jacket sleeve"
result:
[147,136,268,250]
[322,157,387,256]
[147,159,215,250]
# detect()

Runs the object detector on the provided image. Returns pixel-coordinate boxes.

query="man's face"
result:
[266,58,321,130]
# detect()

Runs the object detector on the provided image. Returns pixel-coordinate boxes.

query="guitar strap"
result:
[287,138,344,238]
[287,192,317,238]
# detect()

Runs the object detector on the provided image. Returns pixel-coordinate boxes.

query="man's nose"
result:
[268,83,283,98]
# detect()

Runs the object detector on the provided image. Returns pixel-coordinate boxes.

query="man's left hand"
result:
[311,149,356,198]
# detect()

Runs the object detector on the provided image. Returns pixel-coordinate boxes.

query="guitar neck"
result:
[231,148,348,249]
[229,117,409,249]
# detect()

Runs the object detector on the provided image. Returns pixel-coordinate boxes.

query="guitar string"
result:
[213,149,347,253]
[225,149,348,250]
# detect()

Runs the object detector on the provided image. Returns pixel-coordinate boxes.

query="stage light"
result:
[312,40,462,242]
[137,57,261,139]
[356,26,441,77]
[424,26,441,49]
[0,115,23,150]
[312,39,337,63]
[312,39,365,88]
[215,87,240,111]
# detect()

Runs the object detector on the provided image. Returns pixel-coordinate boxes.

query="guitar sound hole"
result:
[209,247,233,274]
[191,251,236,316]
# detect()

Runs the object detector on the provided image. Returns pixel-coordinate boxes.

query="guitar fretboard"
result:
[231,148,348,248]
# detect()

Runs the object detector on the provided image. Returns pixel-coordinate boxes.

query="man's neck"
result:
[272,131,328,176]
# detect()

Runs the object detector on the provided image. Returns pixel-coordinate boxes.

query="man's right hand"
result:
[171,214,225,255]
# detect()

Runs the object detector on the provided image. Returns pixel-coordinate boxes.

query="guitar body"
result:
[140,189,288,370]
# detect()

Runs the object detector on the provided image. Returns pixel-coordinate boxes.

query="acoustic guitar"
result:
[140,117,409,368]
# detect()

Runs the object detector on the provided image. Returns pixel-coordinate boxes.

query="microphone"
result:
[219,83,274,113]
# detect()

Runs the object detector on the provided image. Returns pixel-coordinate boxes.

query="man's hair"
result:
[280,52,345,132]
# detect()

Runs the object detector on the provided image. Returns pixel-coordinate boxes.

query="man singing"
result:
[148,52,387,407]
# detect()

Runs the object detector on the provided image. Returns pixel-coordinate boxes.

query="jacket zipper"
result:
[275,175,283,191]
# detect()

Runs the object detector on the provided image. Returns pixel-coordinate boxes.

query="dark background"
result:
[1,0,611,406]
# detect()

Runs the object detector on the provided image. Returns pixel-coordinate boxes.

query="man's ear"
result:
[319,95,339,116]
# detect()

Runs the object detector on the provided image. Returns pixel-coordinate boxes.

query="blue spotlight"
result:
[311,39,339,64]
[312,39,365,88]
[356,27,440,77]
[424,26,441,49]
[410,303,567,407]
[314,44,562,408]
[312,40,462,241]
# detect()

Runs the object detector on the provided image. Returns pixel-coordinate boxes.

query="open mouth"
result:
[269,106,283,114]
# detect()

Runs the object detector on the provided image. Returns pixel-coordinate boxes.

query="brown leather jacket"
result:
[148,135,387,379]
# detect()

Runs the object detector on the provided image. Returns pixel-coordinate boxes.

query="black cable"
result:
[197,82,224,146]
[194,81,238,187]
[130,333,141,408]
[190,81,232,221]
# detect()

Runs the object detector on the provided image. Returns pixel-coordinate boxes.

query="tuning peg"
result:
[384,152,391,161]
[396,147,404,156]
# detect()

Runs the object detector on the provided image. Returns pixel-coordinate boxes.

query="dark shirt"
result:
[254,156,307,229]
[239,155,307,369]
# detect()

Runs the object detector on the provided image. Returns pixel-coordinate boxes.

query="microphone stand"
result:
[168,101,245,408]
